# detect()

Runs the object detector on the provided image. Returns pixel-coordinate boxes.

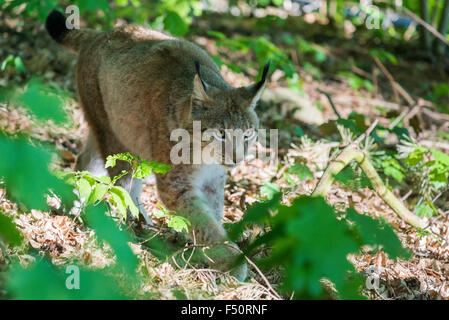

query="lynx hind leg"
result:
[75,131,108,176]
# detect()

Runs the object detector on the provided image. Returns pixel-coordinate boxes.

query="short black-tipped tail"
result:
[45,10,70,43]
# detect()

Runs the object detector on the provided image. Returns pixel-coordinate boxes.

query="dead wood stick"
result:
[312,121,428,229]
[403,7,449,48]
[318,88,342,119]
[373,56,416,106]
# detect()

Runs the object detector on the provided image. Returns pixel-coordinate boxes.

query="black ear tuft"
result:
[194,60,207,91]
[254,60,271,90]
[46,10,70,43]
[260,60,271,83]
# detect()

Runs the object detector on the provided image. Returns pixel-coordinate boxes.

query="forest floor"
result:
[1,10,449,300]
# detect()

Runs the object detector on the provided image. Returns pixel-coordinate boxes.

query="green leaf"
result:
[109,188,127,218]
[6,259,129,299]
[84,204,138,274]
[88,184,109,204]
[260,182,281,200]
[287,163,314,181]
[77,0,110,12]
[334,167,371,190]
[0,135,73,210]
[76,178,93,201]
[405,146,428,166]
[11,79,68,124]
[147,161,172,175]
[164,11,188,36]
[0,212,23,247]
[115,0,128,6]
[167,215,190,233]
[431,149,449,166]
[381,157,405,183]
[14,56,26,73]
[265,197,362,299]
[109,186,138,218]
[346,208,410,259]
[415,203,436,217]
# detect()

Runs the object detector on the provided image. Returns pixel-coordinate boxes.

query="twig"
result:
[373,56,415,106]
[318,88,342,119]
[225,242,282,300]
[402,7,449,48]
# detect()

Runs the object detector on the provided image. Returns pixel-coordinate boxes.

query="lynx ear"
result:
[192,61,209,103]
[245,61,270,110]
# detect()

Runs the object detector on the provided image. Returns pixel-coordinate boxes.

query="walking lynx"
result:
[46,10,269,280]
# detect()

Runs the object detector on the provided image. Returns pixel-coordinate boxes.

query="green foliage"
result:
[338,72,374,91]
[0,212,23,247]
[403,143,449,186]
[163,10,189,36]
[231,196,408,299]
[415,202,437,218]
[260,182,281,200]
[380,155,405,183]
[105,152,171,179]
[3,79,69,124]
[6,259,129,300]
[154,202,190,233]
[346,208,409,258]
[0,134,73,211]
[208,31,295,79]
[287,163,314,181]
[1,54,26,74]
[57,170,137,219]
[7,206,139,300]
[370,49,398,65]
[334,166,372,190]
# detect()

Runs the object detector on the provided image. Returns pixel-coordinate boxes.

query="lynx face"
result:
[189,79,262,168]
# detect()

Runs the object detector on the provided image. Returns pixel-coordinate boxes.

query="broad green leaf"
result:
[109,186,138,218]
[0,135,73,210]
[6,259,128,299]
[88,184,109,204]
[164,11,188,36]
[16,79,67,124]
[76,178,92,201]
[109,188,127,218]
[346,208,410,259]
[0,212,23,247]
[415,203,437,217]
[431,149,449,166]
[167,215,190,233]
[288,163,314,181]
[260,182,281,200]
[84,204,138,274]
[405,146,428,166]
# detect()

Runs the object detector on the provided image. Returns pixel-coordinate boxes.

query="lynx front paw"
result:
[203,243,248,281]
[230,262,248,282]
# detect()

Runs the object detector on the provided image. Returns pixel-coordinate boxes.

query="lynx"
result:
[45,10,269,280]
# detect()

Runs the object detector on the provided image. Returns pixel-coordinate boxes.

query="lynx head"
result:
[190,61,270,169]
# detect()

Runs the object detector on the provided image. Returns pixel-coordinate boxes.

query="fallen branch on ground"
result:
[311,120,428,229]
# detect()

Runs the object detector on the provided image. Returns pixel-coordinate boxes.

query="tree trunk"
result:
[420,0,432,51]
[435,0,449,55]
[431,0,441,27]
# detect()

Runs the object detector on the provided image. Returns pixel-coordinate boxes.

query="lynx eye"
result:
[244,128,256,141]
[212,129,226,142]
